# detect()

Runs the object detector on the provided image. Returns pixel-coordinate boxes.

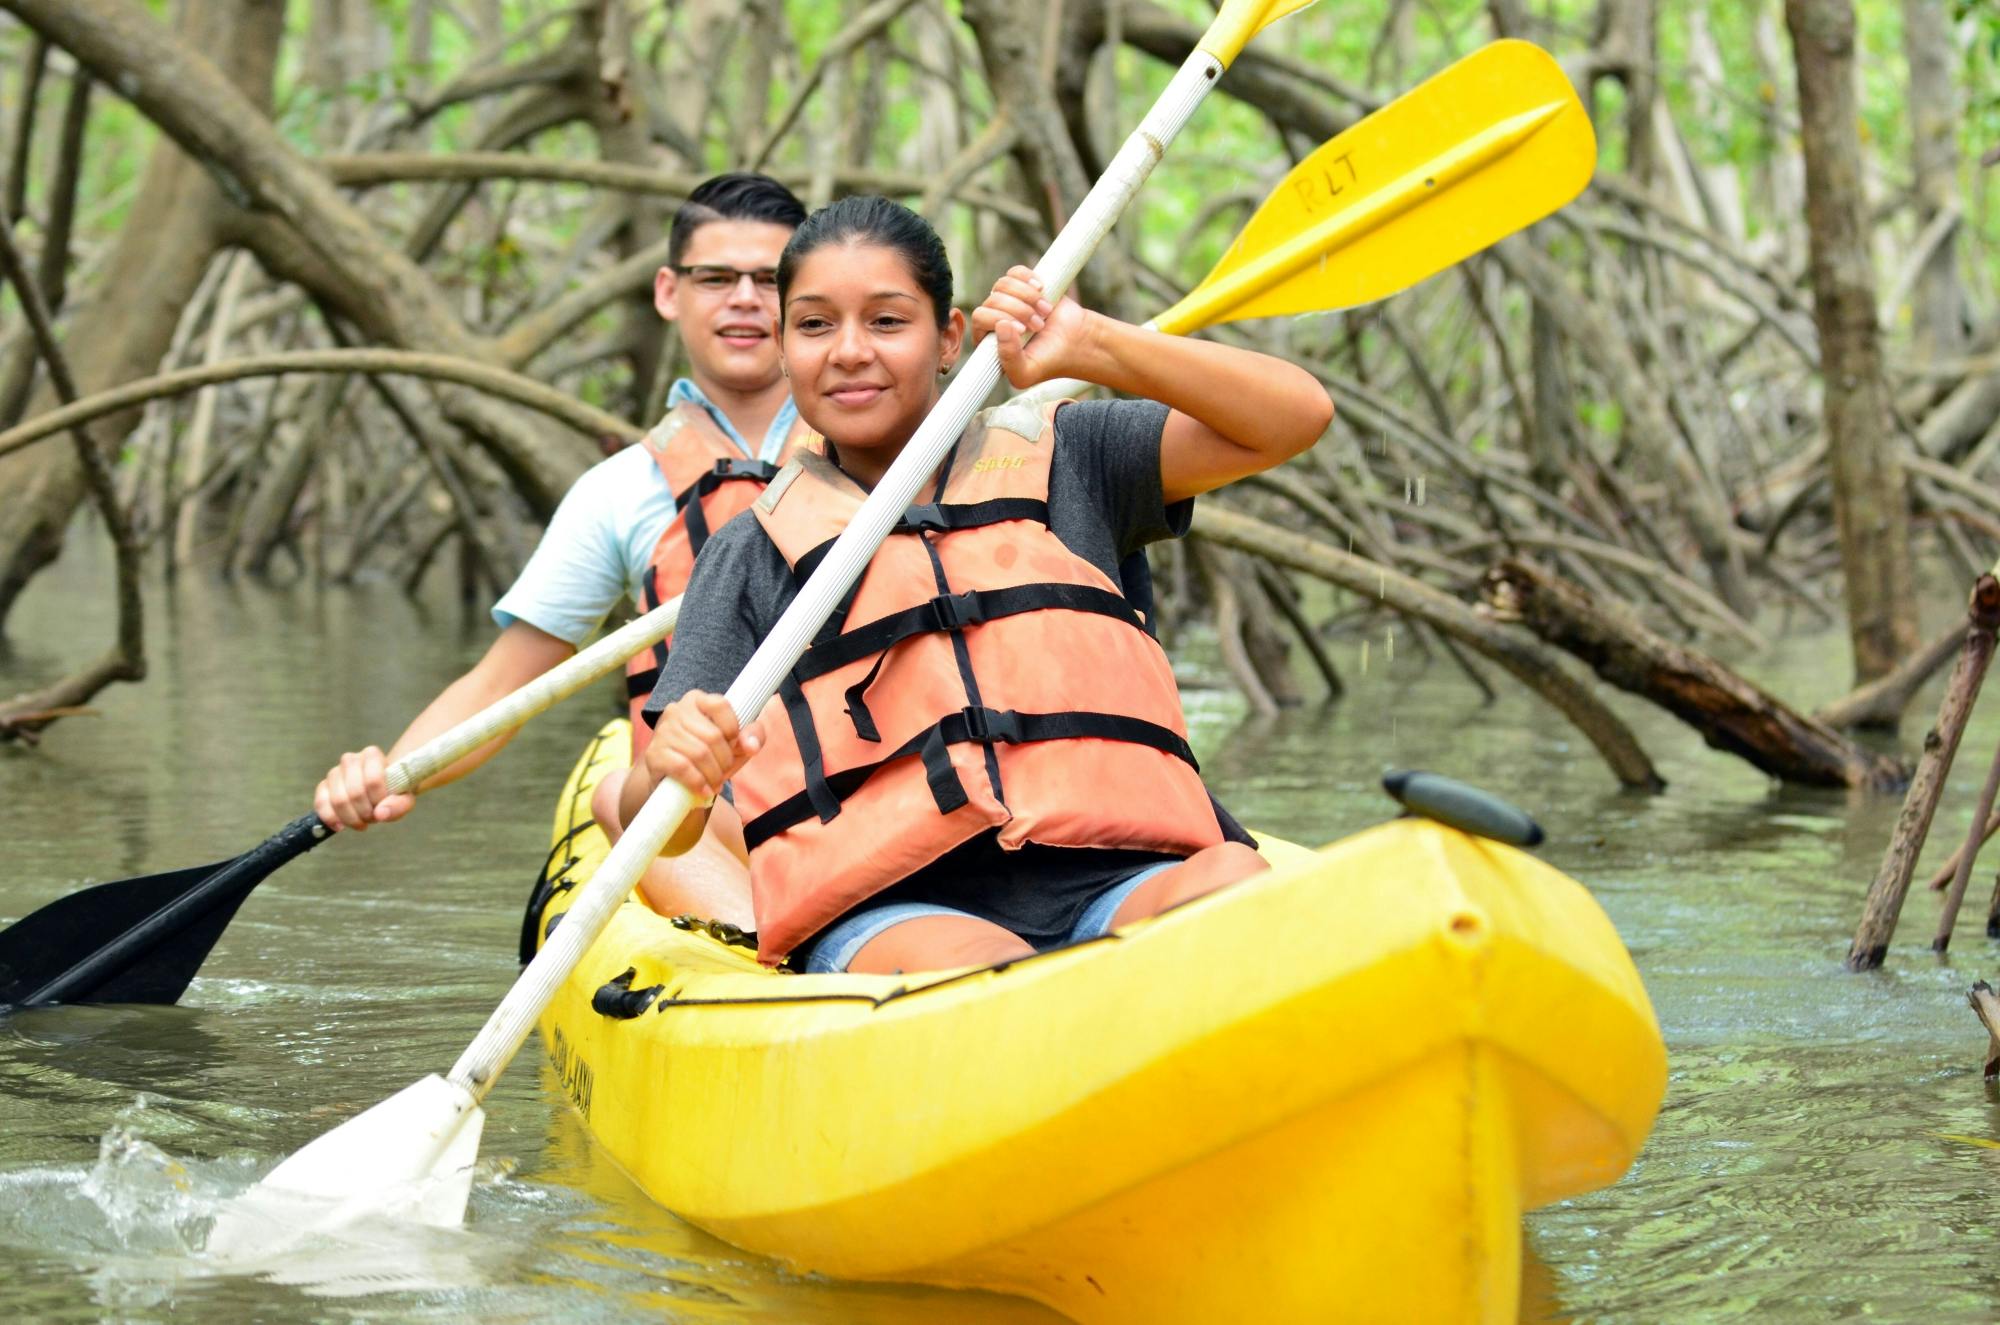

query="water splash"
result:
[77,1119,210,1252]
[0,1095,509,1302]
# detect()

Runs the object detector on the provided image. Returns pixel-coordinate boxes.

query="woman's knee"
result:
[590,768,629,840]
[1193,841,1270,886]
[847,915,1034,975]
[1115,841,1268,924]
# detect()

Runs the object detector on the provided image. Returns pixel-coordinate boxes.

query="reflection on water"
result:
[6,547,2000,1320]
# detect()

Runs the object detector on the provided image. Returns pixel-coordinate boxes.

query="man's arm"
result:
[315,621,576,831]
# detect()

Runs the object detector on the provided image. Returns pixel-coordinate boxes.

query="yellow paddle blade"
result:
[1198,0,1322,67]
[1157,39,1594,334]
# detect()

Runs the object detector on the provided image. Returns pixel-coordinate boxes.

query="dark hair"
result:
[668,173,808,265]
[777,195,955,329]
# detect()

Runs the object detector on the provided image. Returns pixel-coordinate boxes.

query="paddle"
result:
[1015,36,1593,402]
[0,595,682,1011]
[204,0,1325,1248]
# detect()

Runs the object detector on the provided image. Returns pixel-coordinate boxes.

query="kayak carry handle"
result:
[1382,770,1544,848]
[591,968,663,1019]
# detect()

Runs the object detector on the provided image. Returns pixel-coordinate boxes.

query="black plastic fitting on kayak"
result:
[592,967,663,1019]
[1382,770,1544,848]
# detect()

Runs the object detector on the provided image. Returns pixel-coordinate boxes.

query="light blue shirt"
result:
[491,380,799,645]
[663,378,799,456]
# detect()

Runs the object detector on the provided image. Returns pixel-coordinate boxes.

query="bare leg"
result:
[592,767,756,929]
[848,843,1268,974]
[847,914,1035,975]
[1110,841,1269,927]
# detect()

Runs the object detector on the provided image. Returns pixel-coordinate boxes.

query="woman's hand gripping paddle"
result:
[1015,38,1594,403]
[203,0,1322,1253]
[0,596,683,1011]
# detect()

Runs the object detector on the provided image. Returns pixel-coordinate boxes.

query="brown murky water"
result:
[6,541,2000,1322]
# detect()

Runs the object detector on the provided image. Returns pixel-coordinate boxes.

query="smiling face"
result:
[781,242,965,464]
[655,218,796,396]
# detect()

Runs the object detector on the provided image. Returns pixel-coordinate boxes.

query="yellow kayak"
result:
[529,719,1665,1324]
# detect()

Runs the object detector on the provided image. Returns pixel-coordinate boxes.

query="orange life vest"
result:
[624,403,813,758]
[735,400,1223,963]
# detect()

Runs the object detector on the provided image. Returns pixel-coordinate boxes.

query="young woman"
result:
[626,196,1333,975]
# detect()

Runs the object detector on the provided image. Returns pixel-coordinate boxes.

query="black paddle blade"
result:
[0,862,237,1006]
[0,812,329,1009]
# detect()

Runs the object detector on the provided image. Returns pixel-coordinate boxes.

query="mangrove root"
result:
[1482,558,1907,791]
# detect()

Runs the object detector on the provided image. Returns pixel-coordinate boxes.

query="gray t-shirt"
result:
[644,397,1196,952]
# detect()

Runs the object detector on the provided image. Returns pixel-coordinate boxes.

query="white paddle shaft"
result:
[384,595,681,797]
[443,49,1226,1102]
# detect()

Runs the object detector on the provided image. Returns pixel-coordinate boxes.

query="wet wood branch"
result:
[1578,209,1818,367]
[6,0,598,515]
[1193,504,1664,791]
[401,39,594,128]
[1089,0,1369,140]
[920,107,1020,221]
[165,250,251,568]
[1925,813,2000,894]
[36,66,90,310]
[1968,981,2000,1081]
[1815,615,1970,731]
[962,0,1131,313]
[1191,539,1280,718]
[2,34,48,222]
[746,0,923,169]
[1483,558,1906,790]
[347,341,512,590]
[494,235,669,368]
[0,209,144,742]
[1446,530,1766,649]
[1935,731,2000,952]
[318,152,1044,227]
[0,347,642,463]
[1491,234,1755,617]
[1254,562,1343,700]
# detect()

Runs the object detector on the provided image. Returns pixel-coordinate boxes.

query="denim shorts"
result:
[802,860,1182,974]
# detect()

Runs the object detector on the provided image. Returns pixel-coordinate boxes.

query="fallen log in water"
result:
[1192,506,1664,791]
[1481,558,1908,791]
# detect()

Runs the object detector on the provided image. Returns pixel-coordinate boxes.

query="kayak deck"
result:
[532,720,1664,1323]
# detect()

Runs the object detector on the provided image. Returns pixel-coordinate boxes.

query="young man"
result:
[313,173,809,929]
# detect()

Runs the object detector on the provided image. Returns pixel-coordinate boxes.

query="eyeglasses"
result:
[675,264,781,296]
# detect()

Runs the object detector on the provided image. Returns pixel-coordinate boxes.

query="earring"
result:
[938,364,950,377]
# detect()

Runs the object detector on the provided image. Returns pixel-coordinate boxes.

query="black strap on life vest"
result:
[625,566,670,714]
[777,674,844,825]
[740,705,1200,851]
[795,583,1144,685]
[897,497,1049,535]
[913,530,1007,804]
[832,582,1151,745]
[789,497,1051,588]
[785,496,1058,681]
[673,458,781,562]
